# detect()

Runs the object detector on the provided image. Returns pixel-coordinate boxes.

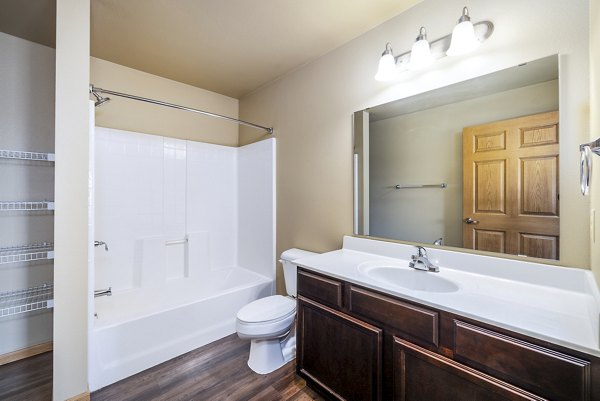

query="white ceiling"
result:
[0,0,421,98]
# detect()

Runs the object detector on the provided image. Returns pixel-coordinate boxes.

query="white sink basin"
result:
[358,261,459,293]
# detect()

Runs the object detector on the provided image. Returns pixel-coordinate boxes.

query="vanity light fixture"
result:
[447,7,480,56]
[374,6,494,81]
[408,27,434,70]
[374,43,397,82]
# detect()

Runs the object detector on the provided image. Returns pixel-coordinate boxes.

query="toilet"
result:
[236,248,316,374]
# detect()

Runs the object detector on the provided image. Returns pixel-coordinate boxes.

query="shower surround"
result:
[89,127,275,390]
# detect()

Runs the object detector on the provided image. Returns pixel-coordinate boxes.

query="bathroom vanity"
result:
[295,236,600,401]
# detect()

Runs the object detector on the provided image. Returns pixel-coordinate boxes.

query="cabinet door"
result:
[393,338,546,401]
[297,296,382,401]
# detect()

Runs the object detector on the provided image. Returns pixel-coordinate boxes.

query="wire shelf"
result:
[0,149,55,162]
[0,284,54,318]
[0,243,54,265]
[0,201,55,212]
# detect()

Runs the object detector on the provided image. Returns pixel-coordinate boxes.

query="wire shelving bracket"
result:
[0,201,55,212]
[0,284,54,318]
[0,243,54,265]
[0,149,55,162]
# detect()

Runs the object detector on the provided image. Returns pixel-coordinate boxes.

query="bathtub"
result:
[89,267,273,391]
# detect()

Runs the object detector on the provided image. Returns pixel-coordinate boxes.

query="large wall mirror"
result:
[354,55,563,261]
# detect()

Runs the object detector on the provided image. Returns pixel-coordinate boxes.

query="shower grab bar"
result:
[166,238,188,246]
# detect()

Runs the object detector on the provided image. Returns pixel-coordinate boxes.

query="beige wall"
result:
[239,0,590,294]
[54,0,90,399]
[369,80,559,249]
[591,0,600,282]
[91,57,239,146]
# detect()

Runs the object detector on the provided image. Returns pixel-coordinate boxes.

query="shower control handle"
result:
[94,241,109,251]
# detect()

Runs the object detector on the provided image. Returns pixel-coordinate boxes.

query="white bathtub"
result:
[89,267,273,391]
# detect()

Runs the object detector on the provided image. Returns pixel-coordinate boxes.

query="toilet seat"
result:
[236,295,297,340]
[236,295,296,324]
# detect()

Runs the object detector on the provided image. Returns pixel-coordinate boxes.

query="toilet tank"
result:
[280,248,317,297]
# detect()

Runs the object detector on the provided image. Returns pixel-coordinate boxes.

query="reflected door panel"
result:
[463,111,560,259]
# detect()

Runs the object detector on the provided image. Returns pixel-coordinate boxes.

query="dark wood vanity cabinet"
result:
[297,296,382,401]
[296,268,598,401]
[393,338,545,401]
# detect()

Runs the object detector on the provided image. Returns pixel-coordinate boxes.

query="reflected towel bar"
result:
[395,183,447,189]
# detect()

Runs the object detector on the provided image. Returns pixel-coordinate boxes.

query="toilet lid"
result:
[237,295,296,323]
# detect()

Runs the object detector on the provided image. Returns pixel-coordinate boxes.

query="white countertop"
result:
[295,236,600,357]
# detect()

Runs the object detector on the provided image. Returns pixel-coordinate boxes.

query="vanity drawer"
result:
[349,286,439,348]
[453,320,591,401]
[297,270,343,308]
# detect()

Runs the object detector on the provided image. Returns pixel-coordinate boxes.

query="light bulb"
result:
[409,27,433,70]
[447,7,480,56]
[374,43,397,82]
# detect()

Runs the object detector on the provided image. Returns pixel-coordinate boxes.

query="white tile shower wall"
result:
[237,138,276,280]
[95,128,275,292]
[95,128,164,290]
[186,141,238,271]
[164,138,187,280]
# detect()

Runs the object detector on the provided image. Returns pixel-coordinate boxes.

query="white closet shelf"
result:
[0,201,55,211]
[0,149,55,162]
[0,284,54,318]
[0,243,54,265]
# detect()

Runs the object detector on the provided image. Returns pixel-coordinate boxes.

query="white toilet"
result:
[236,248,316,374]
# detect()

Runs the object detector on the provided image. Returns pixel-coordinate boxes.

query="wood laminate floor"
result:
[0,350,52,401]
[0,334,324,401]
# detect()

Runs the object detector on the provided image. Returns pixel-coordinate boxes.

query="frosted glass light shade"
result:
[447,20,480,56]
[374,53,397,82]
[409,39,433,70]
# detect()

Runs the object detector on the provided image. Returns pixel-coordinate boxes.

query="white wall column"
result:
[54,0,91,399]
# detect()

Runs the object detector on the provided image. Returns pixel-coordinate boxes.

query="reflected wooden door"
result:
[463,111,560,259]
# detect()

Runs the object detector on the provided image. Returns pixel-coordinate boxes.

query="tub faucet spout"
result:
[94,287,112,298]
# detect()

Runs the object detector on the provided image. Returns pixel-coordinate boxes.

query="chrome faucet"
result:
[409,246,439,272]
[433,238,443,246]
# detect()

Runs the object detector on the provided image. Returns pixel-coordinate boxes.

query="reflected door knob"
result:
[464,217,479,225]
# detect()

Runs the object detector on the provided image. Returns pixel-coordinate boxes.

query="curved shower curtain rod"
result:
[89,84,274,135]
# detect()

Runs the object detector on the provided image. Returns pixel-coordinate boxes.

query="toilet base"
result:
[247,331,296,375]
